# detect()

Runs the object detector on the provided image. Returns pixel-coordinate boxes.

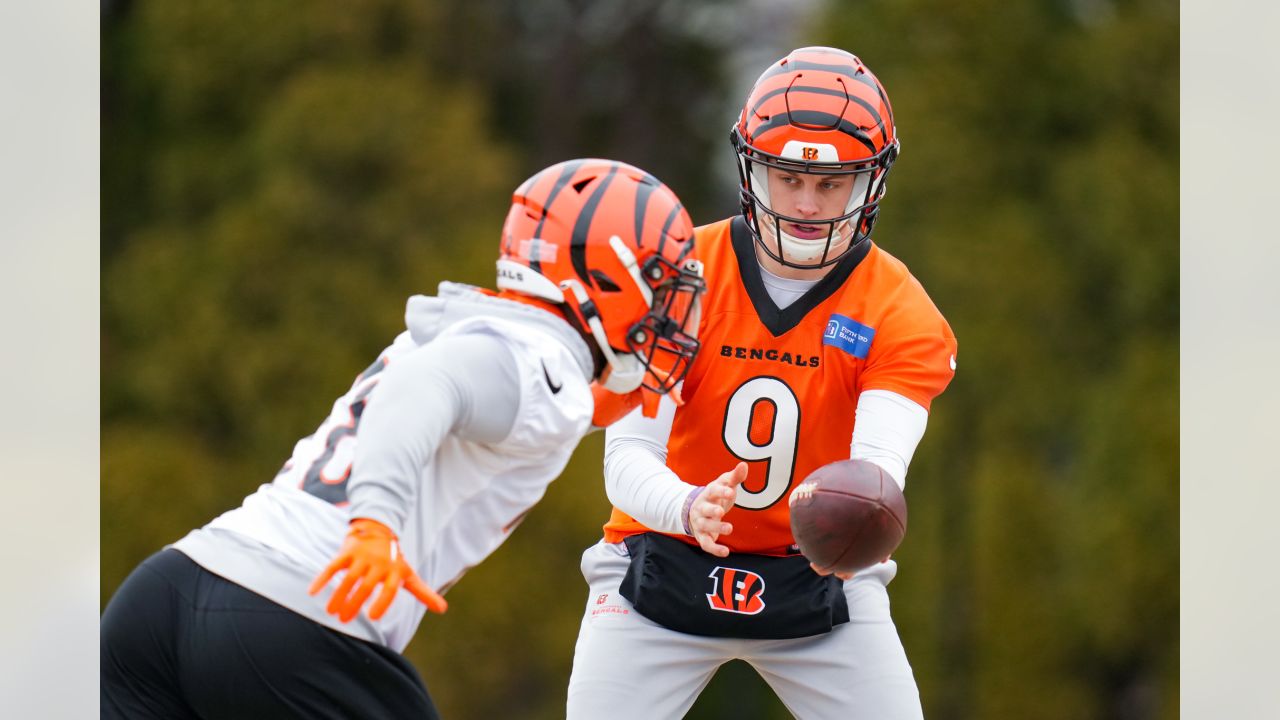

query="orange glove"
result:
[308,518,447,622]
[590,382,683,427]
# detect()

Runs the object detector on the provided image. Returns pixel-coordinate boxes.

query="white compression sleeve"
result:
[347,333,520,534]
[602,392,698,535]
[850,389,930,490]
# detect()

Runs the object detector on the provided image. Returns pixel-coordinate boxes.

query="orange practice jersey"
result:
[603,217,957,555]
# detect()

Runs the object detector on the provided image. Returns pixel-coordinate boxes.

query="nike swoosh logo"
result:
[541,361,562,394]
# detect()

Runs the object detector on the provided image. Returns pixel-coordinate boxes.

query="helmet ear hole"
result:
[642,257,666,283]
[497,158,699,395]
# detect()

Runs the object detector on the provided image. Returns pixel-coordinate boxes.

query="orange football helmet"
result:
[732,46,900,269]
[497,159,705,394]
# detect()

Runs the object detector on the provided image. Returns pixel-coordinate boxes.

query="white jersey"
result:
[174,282,595,651]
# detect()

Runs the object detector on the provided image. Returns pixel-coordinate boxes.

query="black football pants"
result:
[101,548,440,719]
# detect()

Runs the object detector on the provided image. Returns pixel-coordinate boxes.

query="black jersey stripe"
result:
[730,215,870,337]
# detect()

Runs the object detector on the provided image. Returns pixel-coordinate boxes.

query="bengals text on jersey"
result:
[603,216,956,555]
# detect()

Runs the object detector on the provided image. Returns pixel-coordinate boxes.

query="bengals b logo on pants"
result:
[705,566,766,615]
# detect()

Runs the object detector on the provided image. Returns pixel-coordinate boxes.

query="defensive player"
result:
[100,159,705,719]
[566,48,958,719]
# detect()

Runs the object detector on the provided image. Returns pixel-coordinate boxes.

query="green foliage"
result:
[102,0,514,606]
[103,1,1177,718]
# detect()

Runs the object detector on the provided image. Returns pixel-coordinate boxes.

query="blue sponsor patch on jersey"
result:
[823,314,876,359]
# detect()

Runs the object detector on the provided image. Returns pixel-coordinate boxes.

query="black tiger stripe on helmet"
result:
[731,47,901,269]
[497,159,705,395]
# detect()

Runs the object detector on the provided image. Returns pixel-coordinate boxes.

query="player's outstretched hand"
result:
[686,462,748,557]
[308,518,447,622]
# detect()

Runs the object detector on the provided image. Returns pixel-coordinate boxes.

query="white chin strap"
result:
[766,221,853,263]
[747,162,870,264]
[599,353,646,393]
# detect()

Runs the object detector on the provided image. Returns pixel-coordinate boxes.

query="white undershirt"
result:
[758,265,819,308]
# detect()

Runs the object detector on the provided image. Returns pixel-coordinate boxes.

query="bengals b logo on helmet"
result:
[730,46,901,270]
[706,566,766,615]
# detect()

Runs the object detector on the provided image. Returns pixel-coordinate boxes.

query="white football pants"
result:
[566,540,924,720]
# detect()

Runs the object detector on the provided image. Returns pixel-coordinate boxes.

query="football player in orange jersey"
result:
[566,48,958,719]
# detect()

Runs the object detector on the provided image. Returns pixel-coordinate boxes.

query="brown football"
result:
[788,459,908,574]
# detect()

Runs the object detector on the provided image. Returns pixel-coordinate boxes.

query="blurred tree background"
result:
[101,0,1177,718]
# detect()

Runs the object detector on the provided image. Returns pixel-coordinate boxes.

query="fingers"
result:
[687,463,754,558]
[701,461,747,507]
[405,574,449,614]
[716,461,749,489]
[691,514,733,537]
[696,532,731,558]
[706,462,747,508]
[695,497,726,522]
[690,498,731,537]
[705,481,736,506]
[367,567,403,621]
[809,562,854,581]
[326,558,367,617]
[691,510,734,557]
[687,463,749,558]
[307,556,346,596]
[339,569,383,623]
[316,562,445,623]
[694,462,749,516]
